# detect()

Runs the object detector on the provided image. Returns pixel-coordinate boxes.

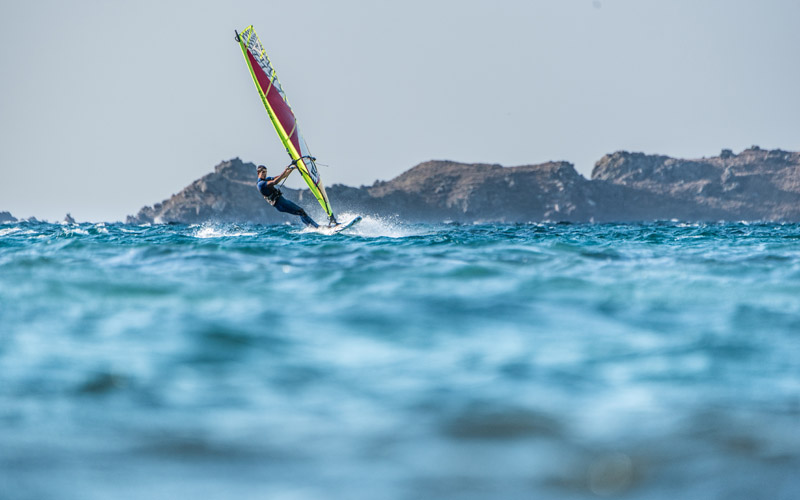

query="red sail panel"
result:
[267,86,302,155]
[245,48,302,157]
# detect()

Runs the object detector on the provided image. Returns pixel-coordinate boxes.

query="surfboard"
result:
[331,216,362,233]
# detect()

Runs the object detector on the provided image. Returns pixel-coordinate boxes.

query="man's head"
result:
[257,165,267,179]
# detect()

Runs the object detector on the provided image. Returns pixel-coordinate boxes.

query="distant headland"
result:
[0,212,74,224]
[0,211,17,223]
[3,148,798,225]
[124,146,800,225]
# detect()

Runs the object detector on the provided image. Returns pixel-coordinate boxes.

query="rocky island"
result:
[127,147,800,224]
[0,212,17,223]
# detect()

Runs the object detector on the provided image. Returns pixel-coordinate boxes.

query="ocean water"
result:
[1,218,799,500]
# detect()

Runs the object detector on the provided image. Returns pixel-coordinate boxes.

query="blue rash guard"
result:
[257,177,281,204]
[257,176,319,228]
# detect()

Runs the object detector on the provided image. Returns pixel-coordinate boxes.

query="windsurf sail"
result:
[235,25,336,223]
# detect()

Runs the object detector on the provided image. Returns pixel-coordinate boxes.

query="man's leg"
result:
[274,197,319,228]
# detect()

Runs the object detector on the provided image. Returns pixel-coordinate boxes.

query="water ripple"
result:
[1,221,800,499]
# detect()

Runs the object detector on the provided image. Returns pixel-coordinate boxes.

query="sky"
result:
[1,0,799,222]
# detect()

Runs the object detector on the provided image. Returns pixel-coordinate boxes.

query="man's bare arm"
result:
[266,167,294,187]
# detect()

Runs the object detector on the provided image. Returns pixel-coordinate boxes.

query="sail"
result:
[236,25,335,221]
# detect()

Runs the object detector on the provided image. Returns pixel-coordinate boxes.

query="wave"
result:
[191,223,257,239]
[2,221,800,499]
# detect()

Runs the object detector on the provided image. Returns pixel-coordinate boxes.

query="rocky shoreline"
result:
[0,211,17,223]
[0,212,76,224]
[125,146,800,225]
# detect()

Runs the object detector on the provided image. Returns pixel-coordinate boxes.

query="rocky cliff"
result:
[359,160,597,222]
[128,158,297,225]
[591,146,800,221]
[0,211,17,223]
[127,147,800,224]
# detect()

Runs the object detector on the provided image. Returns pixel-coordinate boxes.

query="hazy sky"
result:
[2,0,799,221]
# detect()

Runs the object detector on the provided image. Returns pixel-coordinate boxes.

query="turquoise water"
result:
[1,219,799,499]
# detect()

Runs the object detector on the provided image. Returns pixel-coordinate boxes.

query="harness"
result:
[262,187,282,205]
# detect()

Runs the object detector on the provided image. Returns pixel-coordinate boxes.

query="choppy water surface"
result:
[1,219,799,499]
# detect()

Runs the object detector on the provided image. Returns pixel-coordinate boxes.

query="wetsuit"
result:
[257,177,319,228]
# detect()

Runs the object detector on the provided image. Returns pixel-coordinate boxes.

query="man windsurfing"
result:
[257,165,319,228]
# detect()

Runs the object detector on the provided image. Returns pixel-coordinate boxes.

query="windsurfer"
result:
[257,165,319,228]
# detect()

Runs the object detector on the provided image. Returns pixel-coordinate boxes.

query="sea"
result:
[1,217,799,500]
